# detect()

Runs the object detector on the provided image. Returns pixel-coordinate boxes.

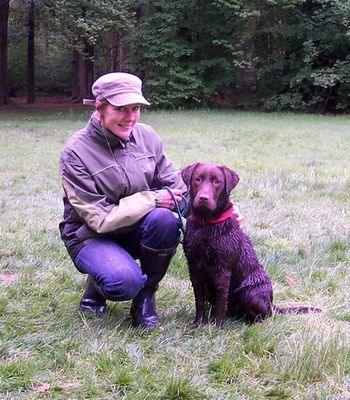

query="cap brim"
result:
[107,93,150,106]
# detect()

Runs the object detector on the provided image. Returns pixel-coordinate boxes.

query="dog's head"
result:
[181,162,239,217]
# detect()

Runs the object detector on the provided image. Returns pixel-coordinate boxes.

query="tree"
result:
[124,0,202,107]
[71,40,94,100]
[124,0,259,108]
[47,0,135,100]
[8,0,42,103]
[0,0,10,105]
[5,0,350,112]
[250,0,350,112]
[27,0,35,103]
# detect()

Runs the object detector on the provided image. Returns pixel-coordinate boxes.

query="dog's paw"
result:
[210,316,225,328]
[190,317,205,329]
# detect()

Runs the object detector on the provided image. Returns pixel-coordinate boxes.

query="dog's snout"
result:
[198,194,209,202]
[194,190,216,211]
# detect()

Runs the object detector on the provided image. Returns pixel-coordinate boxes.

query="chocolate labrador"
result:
[182,162,320,328]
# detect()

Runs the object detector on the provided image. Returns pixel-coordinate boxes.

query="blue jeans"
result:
[74,208,181,301]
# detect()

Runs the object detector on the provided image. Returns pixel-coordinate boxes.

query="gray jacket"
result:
[59,116,186,259]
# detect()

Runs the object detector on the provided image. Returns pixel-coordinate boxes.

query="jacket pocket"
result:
[75,224,97,241]
[134,154,156,176]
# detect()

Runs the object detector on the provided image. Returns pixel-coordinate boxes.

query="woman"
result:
[59,72,186,329]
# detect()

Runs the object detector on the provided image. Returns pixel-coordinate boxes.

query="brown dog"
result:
[182,162,320,328]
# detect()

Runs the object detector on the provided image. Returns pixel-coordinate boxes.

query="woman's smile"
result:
[100,104,141,139]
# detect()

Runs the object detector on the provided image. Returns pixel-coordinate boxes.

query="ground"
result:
[1,96,87,112]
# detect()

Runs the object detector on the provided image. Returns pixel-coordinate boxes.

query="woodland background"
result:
[1,0,350,112]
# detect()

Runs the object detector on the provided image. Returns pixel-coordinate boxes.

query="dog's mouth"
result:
[191,202,219,220]
[191,192,231,221]
[193,200,216,212]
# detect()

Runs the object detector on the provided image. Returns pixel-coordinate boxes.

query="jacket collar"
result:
[88,116,135,149]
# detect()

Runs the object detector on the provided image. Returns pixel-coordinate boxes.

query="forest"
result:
[1,0,350,112]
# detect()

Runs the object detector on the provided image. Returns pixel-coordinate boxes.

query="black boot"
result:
[130,244,176,328]
[80,276,107,315]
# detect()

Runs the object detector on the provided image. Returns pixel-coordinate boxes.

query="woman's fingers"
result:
[156,189,183,209]
[232,203,244,225]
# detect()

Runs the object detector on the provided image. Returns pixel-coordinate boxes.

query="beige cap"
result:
[91,72,150,106]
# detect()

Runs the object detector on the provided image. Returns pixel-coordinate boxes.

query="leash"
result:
[162,186,188,236]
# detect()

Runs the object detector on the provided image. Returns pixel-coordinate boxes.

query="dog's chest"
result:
[184,221,239,273]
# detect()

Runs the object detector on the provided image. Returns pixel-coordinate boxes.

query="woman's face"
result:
[98,103,141,139]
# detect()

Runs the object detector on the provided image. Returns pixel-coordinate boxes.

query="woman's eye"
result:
[114,107,124,112]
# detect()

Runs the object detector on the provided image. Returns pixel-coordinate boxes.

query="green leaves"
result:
[6,0,350,111]
[43,0,134,51]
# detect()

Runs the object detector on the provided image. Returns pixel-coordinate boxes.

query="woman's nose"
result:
[124,110,136,120]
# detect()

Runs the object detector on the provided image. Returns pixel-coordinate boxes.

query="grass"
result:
[0,108,349,399]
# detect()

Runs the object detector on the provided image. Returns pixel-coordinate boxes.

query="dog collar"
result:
[189,206,234,225]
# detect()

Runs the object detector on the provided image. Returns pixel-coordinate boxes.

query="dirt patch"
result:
[0,96,88,112]
[0,273,20,286]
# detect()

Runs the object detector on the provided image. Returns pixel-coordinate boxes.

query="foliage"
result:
[122,1,201,107]
[124,0,260,108]
[44,0,134,49]
[5,0,350,111]
[8,1,72,95]
[8,27,72,95]
[255,0,350,112]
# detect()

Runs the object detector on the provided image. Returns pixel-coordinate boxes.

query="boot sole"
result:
[80,300,107,315]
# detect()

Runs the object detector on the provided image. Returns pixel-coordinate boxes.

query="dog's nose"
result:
[198,194,209,202]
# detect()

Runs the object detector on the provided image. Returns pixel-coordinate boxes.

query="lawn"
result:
[0,109,349,399]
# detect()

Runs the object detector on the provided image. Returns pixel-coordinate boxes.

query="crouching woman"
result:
[59,72,186,329]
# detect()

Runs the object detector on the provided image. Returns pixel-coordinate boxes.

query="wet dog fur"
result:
[182,162,321,328]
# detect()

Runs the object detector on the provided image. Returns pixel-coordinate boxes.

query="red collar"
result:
[189,206,233,225]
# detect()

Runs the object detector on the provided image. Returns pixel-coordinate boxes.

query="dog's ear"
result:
[222,166,240,193]
[181,163,199,187]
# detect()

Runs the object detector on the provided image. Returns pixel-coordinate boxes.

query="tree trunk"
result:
[116,31,125,71]
[83,39,94,98]
[0,0,10,105]
[27,0,35,103]
[71,39,94,101]
[71,47,80,100]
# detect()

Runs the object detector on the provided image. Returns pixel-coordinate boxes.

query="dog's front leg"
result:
[211,273,231,327]
[189,271,206,329]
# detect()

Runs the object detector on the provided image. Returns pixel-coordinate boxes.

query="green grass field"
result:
[0,109,349,399]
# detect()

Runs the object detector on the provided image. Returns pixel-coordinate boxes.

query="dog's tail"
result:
[272,304,321,314]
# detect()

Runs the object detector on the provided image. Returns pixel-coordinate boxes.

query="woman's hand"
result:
[233,203,244,225]
[154,189,183,210]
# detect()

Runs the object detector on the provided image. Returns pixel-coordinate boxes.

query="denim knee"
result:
[74,238,147,302]
[141,208,180,250]
[97,268,147,301]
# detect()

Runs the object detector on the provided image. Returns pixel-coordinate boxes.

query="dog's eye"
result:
[194,177,201,183]
[214,179,222,185]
